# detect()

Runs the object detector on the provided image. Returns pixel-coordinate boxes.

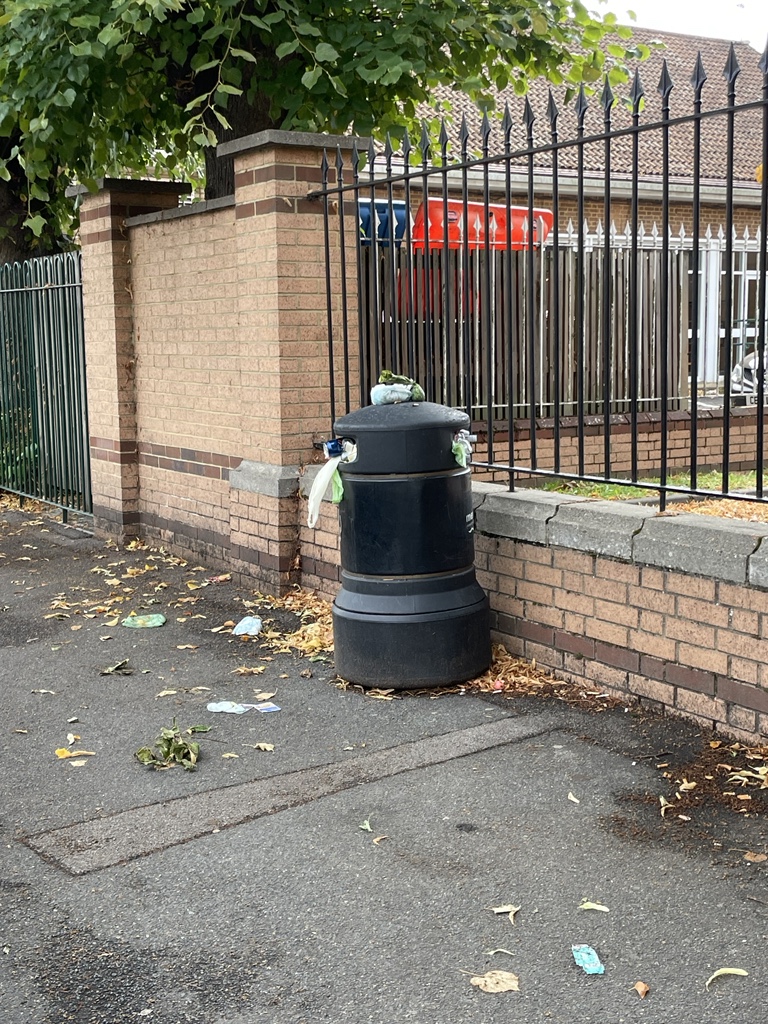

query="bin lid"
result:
[334,402,470,474]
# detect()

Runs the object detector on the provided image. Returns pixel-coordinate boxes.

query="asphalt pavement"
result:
[1,500,767,1024]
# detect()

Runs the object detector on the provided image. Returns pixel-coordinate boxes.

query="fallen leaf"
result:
[253,691,276,701]
[100,659,133,676]
[710,740,722,748]
[633,981,650,999]
[232,665,266,675]
[68,759,89,767]
[366,688,396,701]
[469,970,520,993]
[579,901,609,912]
[490,904,522,924]
[70,624,82,631]
[568,792,580,804]
[55,748,96,759]
[189,686,211,693]
[155,689,178,698]
[242,742,274,752]
[744,852,768,863]
[372,835,389,845]
[483,948,515,956]
[176,645,198,651]
[359,819,373,832]
[705,968,748,990]
[221,752,239,759]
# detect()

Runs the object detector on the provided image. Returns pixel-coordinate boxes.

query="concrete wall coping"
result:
[218,129,369,159]
[229,460,299,498]
[125,195,235,228]
[473,484,768,587]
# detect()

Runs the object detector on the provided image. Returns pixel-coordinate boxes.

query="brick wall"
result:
[472,405,765,483]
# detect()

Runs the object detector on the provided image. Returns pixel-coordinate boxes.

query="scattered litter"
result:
[572,944,605,975]
[14,729,28,735]
[705,968,748,990]
[66,732,80,745]
[67,717,79,724]
[468,969,520,994]
[372,835,389,845]
[660,795,672,818]
[633,981,650,999]
[252,691,276,702]
[232,616,262,636]
[101,659,133,676]
[489,904,521,925]
[68,759,89,767]
[483,948,515,957]
[221,752,239,759]
[176,644,198,651]
[121,613,166,628]
[359,819,373,832]
[207,701,252,714]
[568,792,580,804]
[578,901,609,913]
[155,689,178,698]
[254,701,280,713]
[31,689,56,695]
[744,852,767,863]
[232,665,266,675]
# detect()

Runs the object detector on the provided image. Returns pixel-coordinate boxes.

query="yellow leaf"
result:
[186,581,203,590]
[105,617,119,626]
[221,752,239,759]
[253,691,276,701]
[705,968,748,990]
[243,742,274,752]
[579,901,609,912]
[55,749,96,759]
[489,904,521,924]
[633,981,650,999]
[744,852,767,863]
[469,970,520,993]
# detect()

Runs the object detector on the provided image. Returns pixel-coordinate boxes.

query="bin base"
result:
[333,593,491,689]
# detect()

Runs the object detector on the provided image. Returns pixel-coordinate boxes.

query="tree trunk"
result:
[202,89,276,200]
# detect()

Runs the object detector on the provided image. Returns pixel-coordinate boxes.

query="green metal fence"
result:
[0,252,91,514]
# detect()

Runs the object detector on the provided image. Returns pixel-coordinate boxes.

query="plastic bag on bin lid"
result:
[370,370,425,405]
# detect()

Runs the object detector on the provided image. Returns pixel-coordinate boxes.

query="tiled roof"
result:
[421,29,765,185]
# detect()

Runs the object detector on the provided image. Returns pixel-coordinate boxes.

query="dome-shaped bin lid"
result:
[334,402,470,475]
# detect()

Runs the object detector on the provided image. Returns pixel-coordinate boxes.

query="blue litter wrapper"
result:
[572,944,605,975]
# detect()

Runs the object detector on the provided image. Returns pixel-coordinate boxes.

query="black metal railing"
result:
[0,252,91,514]
[315,45,768,509]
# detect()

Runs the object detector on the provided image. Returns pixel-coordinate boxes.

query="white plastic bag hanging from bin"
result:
[307,440,357,528]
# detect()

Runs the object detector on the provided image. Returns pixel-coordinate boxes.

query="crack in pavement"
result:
[23,714,550,875]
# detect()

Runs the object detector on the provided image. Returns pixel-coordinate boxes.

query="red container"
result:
[411,197,553,251]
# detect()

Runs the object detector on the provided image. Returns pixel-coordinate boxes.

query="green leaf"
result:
[23,214,46,238]
[97,26,122,48]
[230,47,258,63]
[216,83,242,96]
[275,40,300,58]
[301,66,322,90]
[314,42,339,63]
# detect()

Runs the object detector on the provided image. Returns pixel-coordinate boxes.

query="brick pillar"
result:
[75,179,191,539]
[218,131,360,591]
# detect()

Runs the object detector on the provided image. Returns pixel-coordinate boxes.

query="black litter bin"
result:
[332,401,491,688]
